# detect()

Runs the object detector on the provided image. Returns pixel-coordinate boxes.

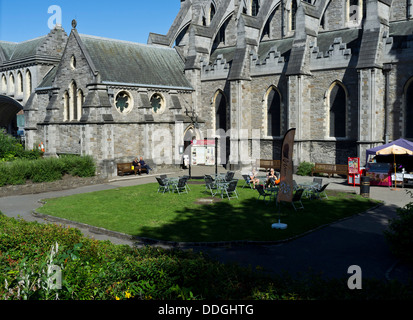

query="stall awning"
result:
[366,139,413,163]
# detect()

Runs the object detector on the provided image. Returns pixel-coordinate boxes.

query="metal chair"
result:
[256,185,273,205]
[313,178,323,189]
[156,177,169,194]
[292,189,305,211]
[242,174,253,189]
[182,175,191,191]
[220,179,239,200]
[173,177,188,194]
[204,175,218,196]
[314,183,329,200]
[160,174,167,180]
[225,171,235,182]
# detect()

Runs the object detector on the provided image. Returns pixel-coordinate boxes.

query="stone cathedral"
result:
[1,0,413,177]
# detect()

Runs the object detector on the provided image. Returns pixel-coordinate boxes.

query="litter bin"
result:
[360,176,370,198]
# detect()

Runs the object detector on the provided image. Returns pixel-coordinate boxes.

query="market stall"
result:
[365,139,413,187]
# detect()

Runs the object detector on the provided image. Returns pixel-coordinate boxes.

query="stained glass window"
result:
[151,93,164,114]
[115,91,131,113]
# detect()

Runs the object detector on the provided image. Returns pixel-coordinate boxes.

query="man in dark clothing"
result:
[138,156,152,174]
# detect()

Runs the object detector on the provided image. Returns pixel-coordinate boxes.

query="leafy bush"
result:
[0,129,43,162]
[1,214,412,300]
[385,193,413,264]
[296,161,315,176]
[0,155,96,187]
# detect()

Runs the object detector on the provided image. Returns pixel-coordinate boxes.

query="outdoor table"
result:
[164,177,179,190]
[298,182,318,199]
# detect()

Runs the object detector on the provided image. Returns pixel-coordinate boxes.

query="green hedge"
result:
[1,214,412,300]
[0,155,96,187]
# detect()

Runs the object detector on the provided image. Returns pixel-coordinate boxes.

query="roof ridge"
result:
[78,33,174,51]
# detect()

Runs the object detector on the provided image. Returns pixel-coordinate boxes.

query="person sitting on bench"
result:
[138,156,152,174]
[132,157,142,175]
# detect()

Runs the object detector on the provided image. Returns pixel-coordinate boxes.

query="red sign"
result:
[191,139,215,146]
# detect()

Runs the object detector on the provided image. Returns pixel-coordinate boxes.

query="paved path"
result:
[1,169,412,282]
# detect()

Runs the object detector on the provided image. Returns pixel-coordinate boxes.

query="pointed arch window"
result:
[63,91,70,121]
[17,71,23,96]
[1,74,6,94]
[328,82,347,138]
[69,81,78,121]
[252,0,260,16]
[77,89,84,120]
[291,0,298,31]
[214,91,227,132]
[209,3,216,23]
[267,87,282,137]
[24,70,32,102]
[9,73,15,95]
[405,79,413,138]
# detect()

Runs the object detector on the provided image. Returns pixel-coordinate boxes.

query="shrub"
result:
[384,193,413,264]
[296,161,315,176]
[1,214,412,300]
[0,129,23,162]
[60,155,96,177]
[0,156,96,187]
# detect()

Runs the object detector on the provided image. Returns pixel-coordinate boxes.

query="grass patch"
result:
[37,181,379,243]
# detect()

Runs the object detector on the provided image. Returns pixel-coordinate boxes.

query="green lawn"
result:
[37,181,380,243]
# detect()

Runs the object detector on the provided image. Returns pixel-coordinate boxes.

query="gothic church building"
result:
[1,0,413,177]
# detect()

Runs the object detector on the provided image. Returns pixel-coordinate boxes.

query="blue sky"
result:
[0,0,181,43]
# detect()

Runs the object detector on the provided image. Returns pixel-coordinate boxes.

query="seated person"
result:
[132,157,142,175]
[248,168,260,188]
[138,156,152,174]
[265,168,278,188]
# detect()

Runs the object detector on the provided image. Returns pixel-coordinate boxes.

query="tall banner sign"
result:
[277,128,296,204]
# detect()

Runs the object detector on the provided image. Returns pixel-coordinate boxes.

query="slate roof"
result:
[258,38,294,61]
[316,28,362,55]
[36,66,57,89]
[0,36,47,63]
[78,34,193,90]
[0,41,18,60]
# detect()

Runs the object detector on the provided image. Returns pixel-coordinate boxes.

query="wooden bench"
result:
[117,163,148,176]
[256,159,281,171]
[311,163,348,178]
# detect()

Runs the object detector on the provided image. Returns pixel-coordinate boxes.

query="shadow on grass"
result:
[136,191,378,243]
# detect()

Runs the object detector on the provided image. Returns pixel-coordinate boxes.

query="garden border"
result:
[32,201,384,248]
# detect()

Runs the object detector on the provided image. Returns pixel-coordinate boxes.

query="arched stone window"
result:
[9,73,15,95]
[63,91,69,121]
[405,78,413,138]
[24,70,32,102]
[252,0,260,16]
[69,81,78,121]
[290,0,298,31]
[214,90,230,166]
[214,90,227,132]
[266,87,282,137]
[77,89,84,120]
[1,74,6,94]
[17,71,23,96]
[328,82,347,138]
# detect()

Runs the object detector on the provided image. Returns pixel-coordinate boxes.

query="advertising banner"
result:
[277,128,296,203]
